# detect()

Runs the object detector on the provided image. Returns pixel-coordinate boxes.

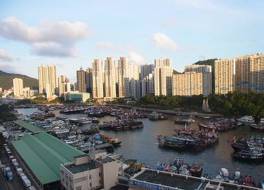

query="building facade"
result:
[215,53,264,94]
[154,58,173,96]
[92,59,104,98]
[38,65,57,99]
[172,71,212,96]
[214,59,236,94]
[76,68,87,93]
[104,57,117,99]
[141,73,154,96]
[13,78,23,97]
[236,54,264,93]
[117,57,129,97]
[60,155,122,190]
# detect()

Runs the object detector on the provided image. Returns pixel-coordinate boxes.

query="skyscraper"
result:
[154,58,173,96]
[92,59,104,98]
[13,78,23,97]
[172,70,212,96]
[58,75,68,96]
[38,65,57,98]
[236,53,264,93]
[128,64,140,98]
[76,68,87,92]
[142,73,154,96]
[86,68,93,93]
[117,57,129,97]
[214,59,236,94]
[104,57,117,98]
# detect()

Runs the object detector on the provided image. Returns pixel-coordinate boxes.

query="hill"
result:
[0,70,38,90]
[194,58,217,66]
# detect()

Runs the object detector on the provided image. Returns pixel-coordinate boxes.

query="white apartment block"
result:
[154,58,173,96]
[117,57,129,98]
[92,59,104,99]
[214,59,236,94]
[13,78,23,97]
[38,65,57,99]
[235,53,264,93]
[172,71,212,96]
[214,53,264,94]
[104,57,117,98]
[60,155,122,190]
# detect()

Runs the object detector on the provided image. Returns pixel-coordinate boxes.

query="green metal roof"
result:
[14,120,44,133]
[12,132,85,185]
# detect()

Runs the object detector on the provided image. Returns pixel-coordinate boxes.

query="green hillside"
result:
[0,70,38,90]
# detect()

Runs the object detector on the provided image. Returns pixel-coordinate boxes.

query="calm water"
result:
[16,108,264,182]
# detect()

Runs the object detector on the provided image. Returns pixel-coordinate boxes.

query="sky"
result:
[0,0,263,81]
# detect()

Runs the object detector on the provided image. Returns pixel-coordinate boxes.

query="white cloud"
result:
[32,42,77,57]
[153,33,178,51]
[96,41,115,50]
[128,51,146,65]
[0,17,89,57]
[0,48,13,62]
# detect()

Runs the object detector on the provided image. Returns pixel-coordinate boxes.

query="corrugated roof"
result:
[12,132,85,185]
[14,120,44,133]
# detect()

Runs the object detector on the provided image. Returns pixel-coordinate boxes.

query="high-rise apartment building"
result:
[215,53,264,94]
[236,54,264,93]
[117,57,129,97]
[86,68,93,93]
[76,68,87,93]
[154,58,173,96]
[38,65,57,98]
[214,59,236,94]
[92,59,104,98]
[140,64,154,80]
[58,75,68,96]
[172,71,212,96]
[13,78,23,97]
[104,57,117,99]
[142,73,154,96]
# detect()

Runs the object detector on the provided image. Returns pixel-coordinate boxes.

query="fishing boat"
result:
[157,135,202,151]
[231,137,248,152]
[233,149,264,162]
[189,164,203,177]
[242,176,256,187]
[148,112,168,121]
[174,117,195,125]
[250,123,264,132]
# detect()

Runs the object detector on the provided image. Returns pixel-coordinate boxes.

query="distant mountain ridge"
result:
[0,70,38,90]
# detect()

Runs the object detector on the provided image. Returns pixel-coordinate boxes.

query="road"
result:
[0,146,25,190]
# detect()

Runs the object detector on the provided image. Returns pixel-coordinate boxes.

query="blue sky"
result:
[0,0,263,81]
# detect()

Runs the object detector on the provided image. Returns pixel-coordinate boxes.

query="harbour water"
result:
[16,108,264,182]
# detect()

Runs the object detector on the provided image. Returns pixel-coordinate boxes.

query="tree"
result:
[0,104,17,122]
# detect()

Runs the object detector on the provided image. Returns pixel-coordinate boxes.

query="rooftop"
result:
[65,160,99,174]
[14,120,44,133]
[12,132,85,185]
[134,170,201,190]
[131,169,261,190]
